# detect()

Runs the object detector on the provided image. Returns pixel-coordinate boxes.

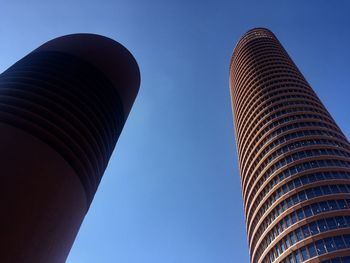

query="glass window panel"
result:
[301,176,309,184]
[338,184,348,193]
[280,240,285,252]
[303,206,312,217]
[311,203,321,214]
[292,195,299,204]
[295,250,302,263]
[306,188,315,199]
[276,243,281,256]
[322,185,332,195]
[308,174,316,182]
[307,243,317,258]
[302,225,311,238]
[284,236,291,247]
[319,201,329,212]
[291,213,298,224]
[344,185,350,193]
[328,200,338,210]
[342,256,350,263]
[298,191,307,202]
[282,201,287,211]
[335,216,346,228]
[333,236,346,249]
[300,247,309,261]
[330,185,340,193]
[296,228,303,241]
[289,254,295,263]
[290,232,296,244]
[324,237,336,252]
[345,216,350,226]
[337,199,347,209]
[297,209,304,220]
[315,240,326,255]
[288,181,295,191]
[343,235,350,247]
[294,178,302,188]
[314,187,322,196]
[282,184,288,193]
[285,216,291,227]
[309,222,319,235]
[318,219,328,232]
[326,218,337,230]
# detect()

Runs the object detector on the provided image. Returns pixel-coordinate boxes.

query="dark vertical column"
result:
[230,28,350,262]
[0,34,140,262]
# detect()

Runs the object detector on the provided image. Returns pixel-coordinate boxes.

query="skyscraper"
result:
[0,34,140,262]
[230,28,350,263]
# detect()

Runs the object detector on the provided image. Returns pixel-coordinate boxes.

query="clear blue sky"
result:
[1,1,350,262]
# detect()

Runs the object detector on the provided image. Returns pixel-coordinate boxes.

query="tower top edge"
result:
[235,27,276,50]
[229,27,277,71]
[34,33,140,119]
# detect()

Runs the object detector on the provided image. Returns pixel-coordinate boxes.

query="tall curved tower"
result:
[0,34,140,262]
[230,28,350,263]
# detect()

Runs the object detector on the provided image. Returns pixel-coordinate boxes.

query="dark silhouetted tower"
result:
[230,28,350,263]
[0,34,140,262]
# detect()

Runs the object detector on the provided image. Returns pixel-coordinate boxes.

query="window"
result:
[311,203,321,214]
[309,222,319,235]
[324,237,336,252]
[342,235,350,247]
[303,206,312,217]
[296,228,303,241]
[333,236,346,250]
[318,219,328,232]
[290,232,296,244]
[331,258,342,263]
[284,236,291,247]
[314,187,322,196]
[315,240,326,255]
[288,254,295,263]
[319,201,329,212]
[328,200,338,210]
[285,216,292,227]
[326,218,337,230]
[297,209,305,220]
[337,199,347,209]
[302,225,311,238]
[330,185,340,193]
[300,247,309,261]
[335,216,346,228]
[298,191,307,202]
[322,185,332,195]
[294,251,302,263]
[338,184,348,193]
[307,243,317,258]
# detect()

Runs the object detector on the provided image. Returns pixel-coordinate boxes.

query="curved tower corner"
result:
[230,28,350,263]
[0,34,140,262]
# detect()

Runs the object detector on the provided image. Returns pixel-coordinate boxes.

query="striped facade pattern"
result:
[229,28,350,263]
[0,50,125,206]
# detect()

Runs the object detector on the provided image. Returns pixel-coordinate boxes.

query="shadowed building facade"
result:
[230,28,350,263]
[0,34,140,262]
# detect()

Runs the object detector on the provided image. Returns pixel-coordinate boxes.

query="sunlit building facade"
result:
[230,28,350,263]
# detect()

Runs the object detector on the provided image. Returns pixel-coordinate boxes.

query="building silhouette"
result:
[0,34,140,262]
[230,28,350,263]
